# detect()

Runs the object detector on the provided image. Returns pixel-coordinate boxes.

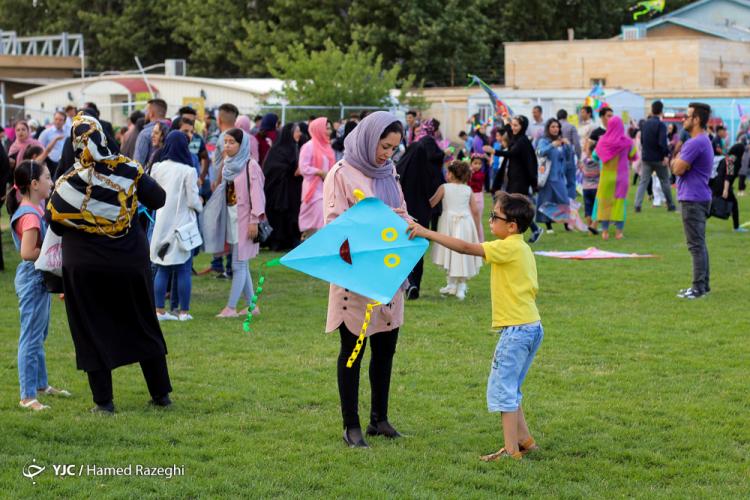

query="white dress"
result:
[431,183,482,278]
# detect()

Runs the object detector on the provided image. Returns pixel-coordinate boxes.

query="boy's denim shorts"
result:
[487,321,544,413]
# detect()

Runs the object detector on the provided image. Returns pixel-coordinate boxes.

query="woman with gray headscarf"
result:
[322,111,407,448]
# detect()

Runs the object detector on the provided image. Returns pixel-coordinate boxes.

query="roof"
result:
[110,78,158,94]
[13,74,283,99]
[468,88,644,100]
[639,0,750,41]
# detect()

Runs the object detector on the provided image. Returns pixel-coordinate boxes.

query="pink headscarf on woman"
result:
[302,117,335,203]
[8,121,43,162]
[594,116,632,163]
[235,114,260,162]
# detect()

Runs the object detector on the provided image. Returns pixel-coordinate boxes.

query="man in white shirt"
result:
[527,105,545,148]
[38,111,67,165]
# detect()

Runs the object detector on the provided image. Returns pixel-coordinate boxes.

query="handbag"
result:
[710,195,733,220]
[34,224,64,293]
[245,161,273,244]
[536,153,552,188]
[172,177,203,252]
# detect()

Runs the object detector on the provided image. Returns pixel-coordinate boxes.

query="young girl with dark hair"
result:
[9,160,70,411]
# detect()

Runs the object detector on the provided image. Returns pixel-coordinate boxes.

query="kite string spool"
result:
[346,301,381,368]
[243,257,282,333]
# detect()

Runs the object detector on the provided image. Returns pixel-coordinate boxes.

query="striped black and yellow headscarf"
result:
[49,113,144,237]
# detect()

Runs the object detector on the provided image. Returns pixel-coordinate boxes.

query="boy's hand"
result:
[406,220,428,240]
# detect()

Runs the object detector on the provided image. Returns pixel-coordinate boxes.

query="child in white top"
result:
[430,160,483,299]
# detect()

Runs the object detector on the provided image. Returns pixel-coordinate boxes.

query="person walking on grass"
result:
[408,192,543,461]
[672,103,714,299]
[635,100,676,213]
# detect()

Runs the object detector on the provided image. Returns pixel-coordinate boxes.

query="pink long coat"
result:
[323,160,410,335]
[298,141,330,232]
[233,158,266,261]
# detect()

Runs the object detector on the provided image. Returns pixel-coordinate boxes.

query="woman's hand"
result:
[248,223,259,241]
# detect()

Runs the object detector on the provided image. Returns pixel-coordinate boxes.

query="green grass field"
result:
[1,192,749,498]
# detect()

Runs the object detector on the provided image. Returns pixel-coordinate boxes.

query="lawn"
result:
[1,191,749,498]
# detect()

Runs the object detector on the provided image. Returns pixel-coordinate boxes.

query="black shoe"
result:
[90,402,115,414]
[343,427,369,448]
[366,420,402,439]
[150,395,172,407]
[587,226,600,236]
[676,287,706,299]
[406,286,420,300]
[215,272,229,280]
[667,205,677,212]
[634,206,642,213]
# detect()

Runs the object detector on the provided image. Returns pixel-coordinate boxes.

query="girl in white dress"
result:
[430,160,483,300]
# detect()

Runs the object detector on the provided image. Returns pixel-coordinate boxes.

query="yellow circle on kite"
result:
[384,254,401,268]
[381,227,398,242]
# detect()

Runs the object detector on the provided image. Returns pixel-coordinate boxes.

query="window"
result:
[590,78,606,87]
[715,73,729,88]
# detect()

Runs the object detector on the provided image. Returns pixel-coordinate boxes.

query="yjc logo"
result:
[22,459,45,484]
[52,464,77,477]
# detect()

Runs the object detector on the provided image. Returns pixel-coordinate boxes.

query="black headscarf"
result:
[263,123,300,211]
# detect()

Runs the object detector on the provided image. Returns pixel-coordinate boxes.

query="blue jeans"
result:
[154,256,193,311]
[487,321,544,412]
[15,262,51,399]
[601,220,624,231]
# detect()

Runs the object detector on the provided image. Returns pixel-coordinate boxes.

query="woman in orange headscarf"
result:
[298,117,334,239]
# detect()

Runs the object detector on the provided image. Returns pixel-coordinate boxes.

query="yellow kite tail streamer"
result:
[346,301,381,368]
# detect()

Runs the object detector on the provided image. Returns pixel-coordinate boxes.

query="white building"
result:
[14,75,284,126]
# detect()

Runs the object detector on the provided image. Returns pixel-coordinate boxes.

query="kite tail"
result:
[243,257,282,332]
[346,301,381,368]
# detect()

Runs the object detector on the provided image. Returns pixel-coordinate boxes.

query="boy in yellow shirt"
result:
[407,192,542,461]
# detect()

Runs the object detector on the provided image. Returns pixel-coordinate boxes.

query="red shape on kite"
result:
[339,239,352,265]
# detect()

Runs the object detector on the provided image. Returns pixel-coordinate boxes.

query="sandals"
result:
[19,399,50,411]
[216,308,239,318]
[39,386,71,397]
[519,437,539,456]
[480,447,522,461]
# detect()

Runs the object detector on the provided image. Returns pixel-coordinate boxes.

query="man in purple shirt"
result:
[671,102,713,299]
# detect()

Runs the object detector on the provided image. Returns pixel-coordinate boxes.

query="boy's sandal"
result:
[39,386,71,397]
[480,447,522,462]
[19,399,50,411]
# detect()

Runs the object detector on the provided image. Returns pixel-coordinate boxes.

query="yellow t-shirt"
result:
[481,234,540,328]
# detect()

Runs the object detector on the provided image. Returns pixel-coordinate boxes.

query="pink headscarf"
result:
[235,115,259,162]
[302,117,335,203]
[8,121,43,162]
[594,116,632,163]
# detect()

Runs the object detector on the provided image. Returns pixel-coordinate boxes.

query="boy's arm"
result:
[407,221,485,258]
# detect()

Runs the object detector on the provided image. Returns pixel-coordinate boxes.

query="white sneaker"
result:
[157,311,178,321]
[456,283,467,300]
[178,313,193,321]
[439,285,457,295]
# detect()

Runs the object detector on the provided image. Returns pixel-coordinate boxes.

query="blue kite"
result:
[280,197,429,303]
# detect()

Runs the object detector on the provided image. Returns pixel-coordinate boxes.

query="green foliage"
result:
[2,192,750,497]
[268,39,410,110]
[0,0,700,84]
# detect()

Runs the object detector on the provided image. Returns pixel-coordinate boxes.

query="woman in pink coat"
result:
[322,111,408,448]
[216,129,266,318]
[298,117,334,240]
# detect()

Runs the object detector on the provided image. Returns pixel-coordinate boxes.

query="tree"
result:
[268,39,421,116]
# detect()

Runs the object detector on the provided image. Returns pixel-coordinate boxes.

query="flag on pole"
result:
[467,74,513,117]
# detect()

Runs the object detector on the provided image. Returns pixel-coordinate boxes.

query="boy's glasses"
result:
[489,212,510,223]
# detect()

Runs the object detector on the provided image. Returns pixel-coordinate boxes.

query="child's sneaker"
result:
[157,311,178,321]
[480,448,522,462]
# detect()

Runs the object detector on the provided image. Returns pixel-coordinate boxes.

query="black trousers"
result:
[408,257,424,291]
[86,355,172,405]
[337,325,399,429]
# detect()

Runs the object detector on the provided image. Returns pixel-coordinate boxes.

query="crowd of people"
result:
[0,94,739,457]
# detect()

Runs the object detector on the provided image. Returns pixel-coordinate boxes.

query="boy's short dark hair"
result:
[556,109,568,120]
[494,192,535,233]
[458,130,467,138]
[651,100,664,116]
[598,106,613,118]
[406,110,417,118]
[179,106,197,117]
[148,98,168,118]
[581,105,593,116]
[533,105,542,113]
[688,102,711,129]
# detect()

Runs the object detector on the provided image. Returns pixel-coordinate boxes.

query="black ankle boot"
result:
[343,427,369,448]
[366,420,402,438]
[90,401,115,414]
[150,394,172,407]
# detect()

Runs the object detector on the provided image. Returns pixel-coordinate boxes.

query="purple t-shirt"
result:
[677,134,713,202]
